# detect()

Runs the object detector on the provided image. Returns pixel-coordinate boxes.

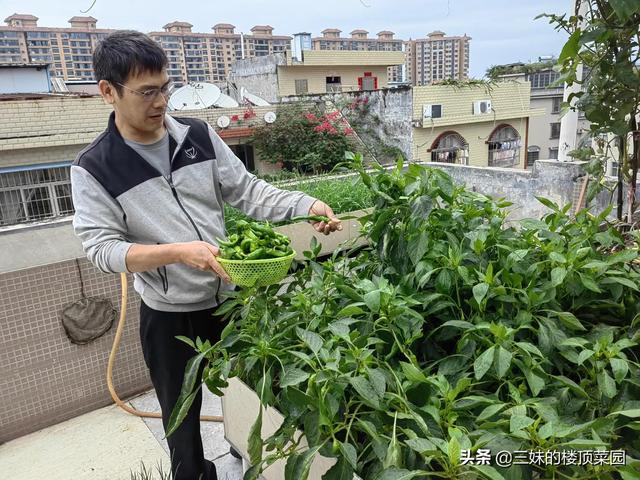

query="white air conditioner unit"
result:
[473,100,492,115]
[423,104,443,119]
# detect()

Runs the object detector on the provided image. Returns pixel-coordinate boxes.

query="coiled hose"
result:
[106,272,223,423]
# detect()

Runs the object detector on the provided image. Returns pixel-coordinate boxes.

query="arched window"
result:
[488,125,521,168]
[430,132,469,165]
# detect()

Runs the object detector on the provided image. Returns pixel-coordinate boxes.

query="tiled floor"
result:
[0,388,243,480]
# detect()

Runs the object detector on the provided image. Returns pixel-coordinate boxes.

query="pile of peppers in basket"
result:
[217,219,295,260]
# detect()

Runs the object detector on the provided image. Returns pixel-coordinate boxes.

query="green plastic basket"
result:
[217,251,297,287]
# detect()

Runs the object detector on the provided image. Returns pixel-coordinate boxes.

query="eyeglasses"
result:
[116,81,173,102]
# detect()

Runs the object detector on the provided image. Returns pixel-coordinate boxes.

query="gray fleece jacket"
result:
[71,112,316,312]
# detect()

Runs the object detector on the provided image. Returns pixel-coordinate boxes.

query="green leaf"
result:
[474,346,495,380]
[597,371,617,398]
[284,446,322,480]
[364,290,381,312]
[303,410,321,447]
[165,388,200,438]
[610,0,640,21]
[607,409,640,418]
[328,321,351,340]
[550,267,567,287]
[375,468,426,480]
[405,437,437,454]
[579,273,602,293]
[368,368,387,398]
[400,361,429,383]
[470,465,506,480]
[610,357,629,383]
[477,403,507,422]
[280,367,310,388]
[448,435,461,466]
[473,282,490,305]
[577,349,595,365]
[510,415,535,433]
[524,369,545,396]
[549,252,567,264]
[350,376,381,408]
[559,29,581,63]
[296,327,323,354]
[321,457,353,480]
[495,346,512,379]
[555,311,587,331]
[339,442,358,469]
[536,196,559,211]
[602,276,639,291]
[248,407,263,466]
[175,335,196,349]
[336,304,365,318]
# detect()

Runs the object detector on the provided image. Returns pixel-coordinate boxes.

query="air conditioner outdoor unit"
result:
[423,104,443,119]
[473,100,492,115]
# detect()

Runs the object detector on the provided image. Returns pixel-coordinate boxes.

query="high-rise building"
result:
[1,14,291,86]
[311,28,404,83]
[1,14,111,81]
[405,31,470,85]
[149,22,291,85]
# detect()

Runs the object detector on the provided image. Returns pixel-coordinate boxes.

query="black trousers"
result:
[139,300,226,480]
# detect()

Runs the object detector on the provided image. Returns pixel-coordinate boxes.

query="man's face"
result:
[107,69,171,140]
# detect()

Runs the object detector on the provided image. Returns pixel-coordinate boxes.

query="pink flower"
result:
[328,127,338,135]
[344,127,355,135]
[231,115,239,122]
[326,111,340,121]
[304,112,318,122]
[314,124,324,132]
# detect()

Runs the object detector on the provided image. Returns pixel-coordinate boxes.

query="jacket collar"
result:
[107,111,190,152]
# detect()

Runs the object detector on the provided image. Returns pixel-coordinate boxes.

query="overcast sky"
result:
[1,0,570,78]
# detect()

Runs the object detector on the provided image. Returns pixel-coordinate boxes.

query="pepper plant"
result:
[169,153,640,480]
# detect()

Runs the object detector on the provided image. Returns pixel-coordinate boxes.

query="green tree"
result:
[540,0,640,220]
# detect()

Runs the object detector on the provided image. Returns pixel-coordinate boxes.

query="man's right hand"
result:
[177,241,231,282]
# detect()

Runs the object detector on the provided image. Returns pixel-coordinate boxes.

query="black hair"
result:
[93,30,168,94]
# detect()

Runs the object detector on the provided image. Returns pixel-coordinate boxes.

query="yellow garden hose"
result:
[106,272,223,423]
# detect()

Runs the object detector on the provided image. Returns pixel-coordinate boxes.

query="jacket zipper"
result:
[166,177,203,241]
[167,176,222,304]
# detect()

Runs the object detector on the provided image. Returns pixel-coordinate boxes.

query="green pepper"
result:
[245,248,266,260]
[266,248,290,258]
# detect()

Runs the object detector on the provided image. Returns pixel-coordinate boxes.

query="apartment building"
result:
[412,81,544,168]
[1,14,110,81]
[1,14,291,85]
[492,60,590,166]
[311,28,404,83]
[149,22,291,85]
[406,31,470,85]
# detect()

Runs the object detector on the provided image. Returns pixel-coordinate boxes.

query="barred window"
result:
[0,165,73,227]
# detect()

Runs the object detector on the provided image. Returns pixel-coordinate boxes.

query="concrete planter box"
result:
[222,376,361,480]
[273,208,371,260]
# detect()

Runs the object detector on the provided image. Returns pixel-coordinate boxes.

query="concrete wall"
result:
[278,65,389,97]
[281,87,414,162]
[228,54,283,104]
[0,67,50,94]
[431,159,587,221]
[0,258,149,443]
[413,116,529,168]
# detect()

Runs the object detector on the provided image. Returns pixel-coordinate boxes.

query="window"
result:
[551,97,562,114]
[430,133,469,165]
[488,125,521,168]
[326,76,341,93]
[549,148,559,160]
[295,79,308,95]
[527,146,540,167]
[0,165,73,226]
[550,122,561,139]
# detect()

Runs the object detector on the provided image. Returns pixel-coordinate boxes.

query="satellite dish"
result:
[264,112,276,124]
[217,115,231,128]
[167,82,221,111]
[213,92,239,108]
[241,86,271,106]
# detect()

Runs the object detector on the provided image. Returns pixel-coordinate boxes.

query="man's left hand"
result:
[309,200,343,235]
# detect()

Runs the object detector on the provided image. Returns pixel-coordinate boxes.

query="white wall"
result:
[0,68,50,94]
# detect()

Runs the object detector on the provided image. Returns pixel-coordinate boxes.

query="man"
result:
[71,30,341,480]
